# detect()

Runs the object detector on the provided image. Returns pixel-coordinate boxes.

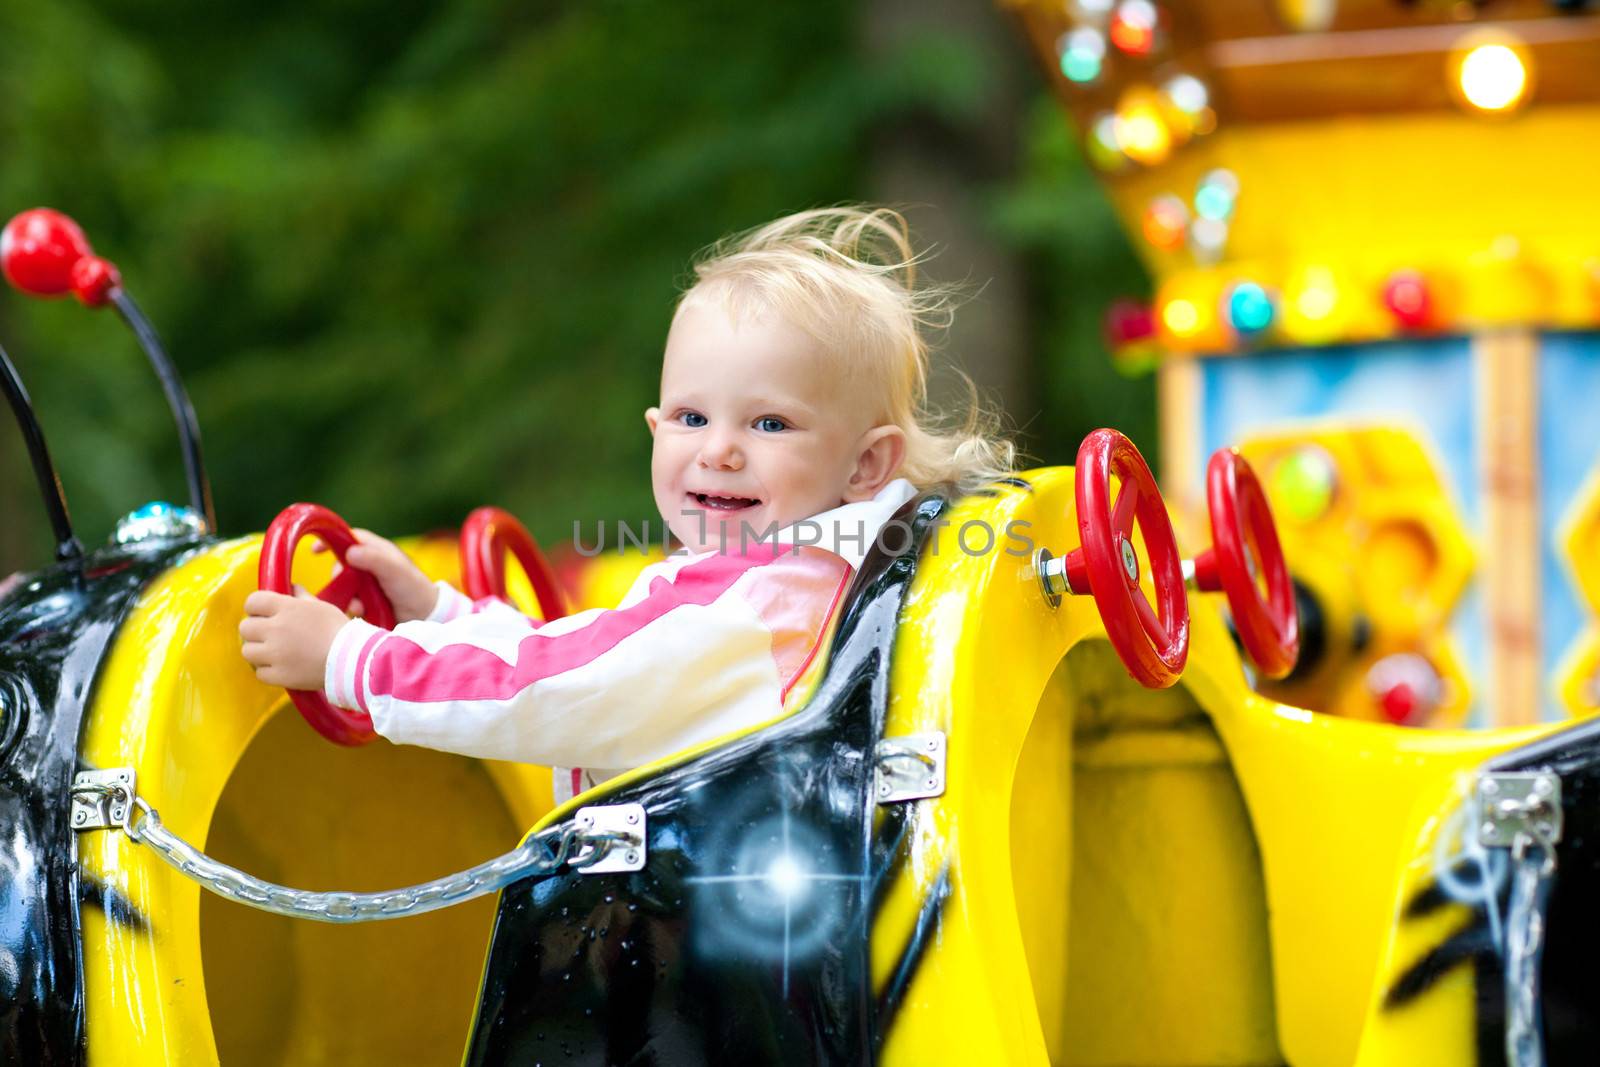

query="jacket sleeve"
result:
[323,546,852,769]
[426,580,539,627]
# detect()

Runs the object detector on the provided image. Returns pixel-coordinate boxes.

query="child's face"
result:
[646,295,901,555]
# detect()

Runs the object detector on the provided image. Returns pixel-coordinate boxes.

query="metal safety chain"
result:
[1474,771,1561,1067]
[1504,833,1555,1067]
[71,769,645,924]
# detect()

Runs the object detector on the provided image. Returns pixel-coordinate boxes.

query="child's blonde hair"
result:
[681,206,1016,493]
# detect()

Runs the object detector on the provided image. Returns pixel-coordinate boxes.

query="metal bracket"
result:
[71,768,136,832]
[1476,772,1562,848]
[572,803,646,874]
[875,732,946,804]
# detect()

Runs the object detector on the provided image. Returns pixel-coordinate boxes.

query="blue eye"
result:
[755,417,788,433]
[679,411,708,428]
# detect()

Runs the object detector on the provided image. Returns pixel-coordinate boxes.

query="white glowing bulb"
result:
[1458,44,1528,113]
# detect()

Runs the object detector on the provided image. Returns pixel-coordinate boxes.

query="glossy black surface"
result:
[465,495,948,1066]
[1384,716,1600,1067]
[0,340,81,562]
[0,542,198,1064]
[1487,716,1600,1065]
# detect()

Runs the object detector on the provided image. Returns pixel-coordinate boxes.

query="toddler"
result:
[240,206,1014,801]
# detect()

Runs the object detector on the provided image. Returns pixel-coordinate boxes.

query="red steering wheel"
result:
[259,503,396,745]
[1057,428,1190,688]
[1191,448,1300,680]
[460,507,569,621]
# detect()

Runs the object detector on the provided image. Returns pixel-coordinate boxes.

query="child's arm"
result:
[324,545,852,770]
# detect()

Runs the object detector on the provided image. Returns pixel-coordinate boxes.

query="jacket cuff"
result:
[324,617,388,712]
[427,581,473,622]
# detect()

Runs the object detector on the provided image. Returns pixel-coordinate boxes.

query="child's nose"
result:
[697,433,744,471]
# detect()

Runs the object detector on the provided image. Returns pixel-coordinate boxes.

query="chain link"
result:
[1504,831,1555,1067]
[76,781,635,924]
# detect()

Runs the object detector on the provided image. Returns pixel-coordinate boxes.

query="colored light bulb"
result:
[1142,195,1189,251]
[1058,27,1106,85]
[1161,298,1203,338]
[1114,87,1172,166]
[1226,282,1275,336]
[1086,112,1129,172]
[1105,299,1157,347]
[1109,0,1159,56]
[1281,264,1346,345]
[1456,42,1530,114]
[1270,445,1337,523]
[1382,270,1433,330]
[1194,168,1239,222]
[1159,73,1214,137]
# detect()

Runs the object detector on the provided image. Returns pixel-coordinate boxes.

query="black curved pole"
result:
[108,289,215,532]
[0,341,82,562]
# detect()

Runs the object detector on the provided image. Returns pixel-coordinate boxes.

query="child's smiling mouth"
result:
[690,492,761,512]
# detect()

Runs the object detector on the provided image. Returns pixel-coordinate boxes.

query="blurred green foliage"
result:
[0,0,1149,572]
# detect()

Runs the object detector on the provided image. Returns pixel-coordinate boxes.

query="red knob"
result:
[1,208,120,307]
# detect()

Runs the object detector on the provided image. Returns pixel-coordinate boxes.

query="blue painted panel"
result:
[1539,333,1600,719]
[1197,339,1487,721]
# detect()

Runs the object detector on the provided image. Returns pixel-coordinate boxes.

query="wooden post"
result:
[1475,329,1542,725]
[1158,356,1203,544]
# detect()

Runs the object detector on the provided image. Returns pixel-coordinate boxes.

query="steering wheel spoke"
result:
[1112,480,1139,540]
[1133,590,1169,649]
[316,566,366,611]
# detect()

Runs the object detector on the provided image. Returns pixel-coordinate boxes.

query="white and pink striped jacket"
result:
[323,480,916,803]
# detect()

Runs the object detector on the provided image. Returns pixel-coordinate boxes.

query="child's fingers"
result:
[292,584,316,601]
[239,617,268,643]
[347,597,365,619]
[243,590,292,616]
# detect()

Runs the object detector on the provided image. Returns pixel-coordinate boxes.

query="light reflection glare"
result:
[765,855,808,901]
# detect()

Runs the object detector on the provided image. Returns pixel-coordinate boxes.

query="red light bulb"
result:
[1382,270,1433,331]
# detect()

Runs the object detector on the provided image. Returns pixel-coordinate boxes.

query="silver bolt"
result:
[926,738,938,751]
[111,806,123,820]
[578,814,592,828]
[625,811,639,825]
[924,777,938,790]
[623,850,640,866]
[73,810,86,825]
[877,781,890,797]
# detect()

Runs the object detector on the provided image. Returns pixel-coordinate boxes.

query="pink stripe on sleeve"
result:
[736,548,853,698]
[365,545,789,705]
[351,629,387,715]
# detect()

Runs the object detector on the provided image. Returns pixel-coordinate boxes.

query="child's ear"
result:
[845,425,907,502]
[645,407,660,436]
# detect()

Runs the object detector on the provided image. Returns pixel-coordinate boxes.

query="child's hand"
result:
[239,590,350,691]
[334,530,439,623]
